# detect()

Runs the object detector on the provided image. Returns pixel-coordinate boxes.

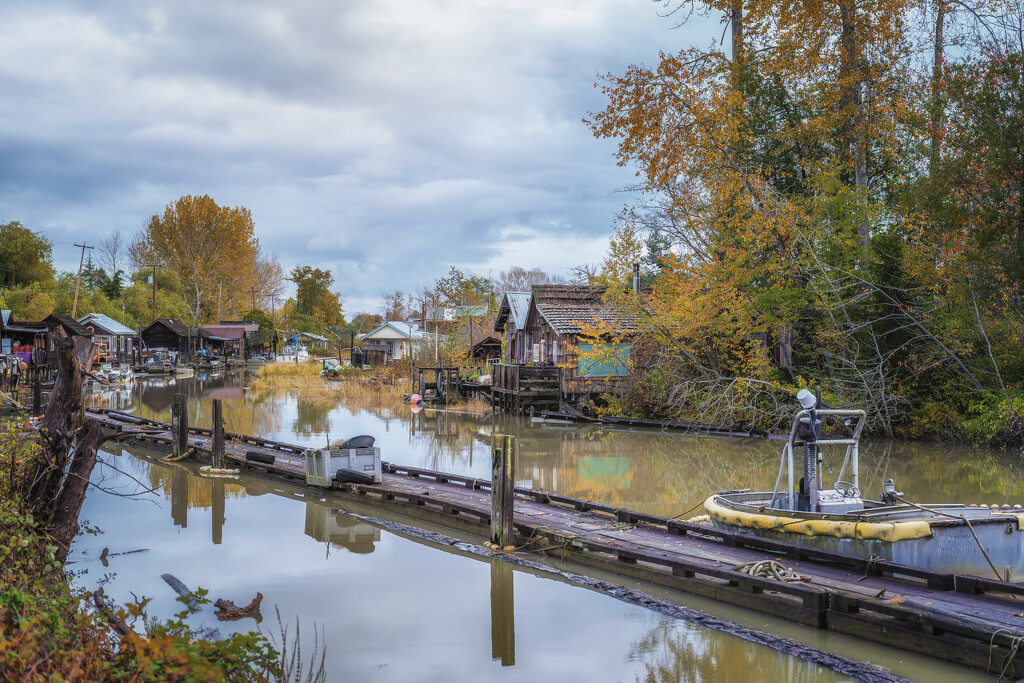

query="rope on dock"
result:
[988,628,1024,681]
[734,559,809,583]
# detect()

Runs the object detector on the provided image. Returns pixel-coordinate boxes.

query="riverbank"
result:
[0,416,311,682]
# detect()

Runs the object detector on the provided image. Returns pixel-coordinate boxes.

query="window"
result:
[577,343,631,377]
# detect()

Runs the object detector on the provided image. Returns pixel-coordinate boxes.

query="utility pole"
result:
[248,287,258,313]
[147,264,157,323]
[270,294,279,326]
[71,243,94,318]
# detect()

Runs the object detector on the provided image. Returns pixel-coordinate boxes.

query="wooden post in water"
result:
[33,378,42,414]
[491,433,516,548]
[171,393,188,459]
[212,399,225,468]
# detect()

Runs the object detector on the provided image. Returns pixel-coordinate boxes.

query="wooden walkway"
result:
[88,408,1024,676]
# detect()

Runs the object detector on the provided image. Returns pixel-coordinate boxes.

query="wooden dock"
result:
[88,407,1024,676]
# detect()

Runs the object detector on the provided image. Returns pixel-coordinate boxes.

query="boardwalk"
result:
[89,407,1024,676]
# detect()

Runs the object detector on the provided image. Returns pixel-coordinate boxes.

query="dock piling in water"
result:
[491,433,516,548]
[212,399,224,468]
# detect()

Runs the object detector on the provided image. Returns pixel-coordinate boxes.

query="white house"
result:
[356,321,426,360]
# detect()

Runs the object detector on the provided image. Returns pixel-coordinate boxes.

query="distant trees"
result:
[493,266,565,295]
[287,265,343,332]
[0,222,54,288]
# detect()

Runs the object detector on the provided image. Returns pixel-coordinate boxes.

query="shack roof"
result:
[296,332,329,341]
[493,292,530,332]
[523,285,648,336]
[143,319,208,338]
[203,325,248,340]
[78,313,136,336]
[43,314,93,337]
[358,321,426,341]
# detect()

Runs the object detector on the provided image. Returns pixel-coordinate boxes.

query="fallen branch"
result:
[93,590,132,637]
[214,592,263,621]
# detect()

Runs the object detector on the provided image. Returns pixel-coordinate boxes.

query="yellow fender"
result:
[704,495,932,543]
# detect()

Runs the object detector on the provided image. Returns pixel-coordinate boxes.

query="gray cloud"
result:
[0,0,715,313]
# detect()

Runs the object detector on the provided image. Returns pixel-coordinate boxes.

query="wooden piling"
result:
[171,394,188,459]
[212,399,224,468]
[491,433,515,548]
[33,378,41,414]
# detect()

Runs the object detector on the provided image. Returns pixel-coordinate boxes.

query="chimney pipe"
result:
[632,263,640,295]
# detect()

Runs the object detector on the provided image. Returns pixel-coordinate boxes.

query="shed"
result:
[79,313,137,363]
[140,319,209,359]
[296,332,330,350]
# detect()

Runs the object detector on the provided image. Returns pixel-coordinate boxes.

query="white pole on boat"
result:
[786,443,794,511]
[851,442,858,492]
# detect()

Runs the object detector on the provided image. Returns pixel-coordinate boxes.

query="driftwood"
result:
[161,573,200,610]
[93,590,132,637]
[214,592,264,621]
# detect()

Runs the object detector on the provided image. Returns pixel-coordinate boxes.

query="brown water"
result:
[72,371,1010,681]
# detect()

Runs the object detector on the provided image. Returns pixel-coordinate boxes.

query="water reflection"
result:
[490,561,515,666]
[628,618,834,682]
[303,503,380,554]
[76,372,997,681]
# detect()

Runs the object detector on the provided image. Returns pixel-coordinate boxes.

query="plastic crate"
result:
[303,447,382,487]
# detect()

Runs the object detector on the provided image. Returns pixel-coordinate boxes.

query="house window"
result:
[577,343,631,377]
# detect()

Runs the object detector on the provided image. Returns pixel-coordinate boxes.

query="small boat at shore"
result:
[705,390,1024,581]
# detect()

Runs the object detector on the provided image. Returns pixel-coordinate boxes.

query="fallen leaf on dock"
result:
[889,596,905,605]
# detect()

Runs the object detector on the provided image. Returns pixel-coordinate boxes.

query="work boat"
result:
[704,390,1024,581]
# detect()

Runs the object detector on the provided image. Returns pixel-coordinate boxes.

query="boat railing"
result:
[771,408,867,512]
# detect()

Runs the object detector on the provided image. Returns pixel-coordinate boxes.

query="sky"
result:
[0,1,717,314]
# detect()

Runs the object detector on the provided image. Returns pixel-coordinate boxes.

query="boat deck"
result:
[88,407,1024,675]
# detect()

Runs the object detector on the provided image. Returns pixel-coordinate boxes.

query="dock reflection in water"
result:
[74,371,1000,682]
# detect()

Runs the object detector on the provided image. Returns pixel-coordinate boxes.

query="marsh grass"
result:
[249,362,492,415]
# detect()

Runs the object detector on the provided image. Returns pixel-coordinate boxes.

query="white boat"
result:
[95,362,134,384]
[705,390,1024,581]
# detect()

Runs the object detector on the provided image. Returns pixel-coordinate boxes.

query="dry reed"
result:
[249,362,490,415]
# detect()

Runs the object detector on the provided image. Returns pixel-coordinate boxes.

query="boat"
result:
[704,390,1024,581]
[94,362,134,384]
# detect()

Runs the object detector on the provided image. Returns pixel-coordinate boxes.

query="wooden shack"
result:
[78,313,137,363]
[493,292,531,363]
[492,285,648,410]
[140,319,209,360]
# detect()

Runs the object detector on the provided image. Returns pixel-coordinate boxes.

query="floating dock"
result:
[88,407,1024,676]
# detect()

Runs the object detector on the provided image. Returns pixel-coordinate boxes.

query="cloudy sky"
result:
[0,1,716,313]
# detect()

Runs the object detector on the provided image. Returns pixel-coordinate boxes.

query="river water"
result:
[70,371,1014,681]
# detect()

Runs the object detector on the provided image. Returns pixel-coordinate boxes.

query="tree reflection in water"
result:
[628,618,834,683]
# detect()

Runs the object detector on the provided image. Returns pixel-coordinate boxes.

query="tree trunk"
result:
[731,0,744,63]
[840,0,870,264]
[49,421,105,562]
[930,0,946,171]
[29,333,95,519]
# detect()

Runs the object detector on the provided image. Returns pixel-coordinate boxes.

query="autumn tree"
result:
[133,195,261,323]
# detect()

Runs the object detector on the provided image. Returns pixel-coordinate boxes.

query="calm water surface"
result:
[71,372,1010,681]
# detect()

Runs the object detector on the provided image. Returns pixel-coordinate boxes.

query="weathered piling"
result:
[171,394,188,459]
[491,433,515,548]
[33,378,41,414]
[212,399,225,468]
